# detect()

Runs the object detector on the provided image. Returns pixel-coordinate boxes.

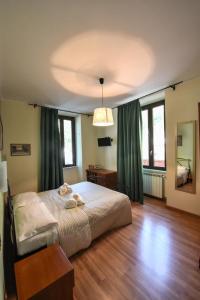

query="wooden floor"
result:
[177,182,193,193]
[71,199,200,300]
[7,198,200,300]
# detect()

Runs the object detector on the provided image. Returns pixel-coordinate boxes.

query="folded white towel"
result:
[66,186,72,193]
[73,193,85,206]
[58,183,73,196]
[65,199,77,209]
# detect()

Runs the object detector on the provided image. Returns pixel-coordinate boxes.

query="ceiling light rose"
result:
[93,78,114,127]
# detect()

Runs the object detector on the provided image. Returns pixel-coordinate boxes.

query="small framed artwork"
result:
[10,144,31,156]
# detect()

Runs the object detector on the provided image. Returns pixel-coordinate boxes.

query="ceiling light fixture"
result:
[93,78,114,127]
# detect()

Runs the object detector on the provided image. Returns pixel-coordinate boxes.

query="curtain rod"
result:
[29,80,183,114]
[29,104,92,117]
[112,81,183,109]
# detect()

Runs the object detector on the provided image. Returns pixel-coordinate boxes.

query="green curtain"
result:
[117,99,143,204]
[40,107,64,191]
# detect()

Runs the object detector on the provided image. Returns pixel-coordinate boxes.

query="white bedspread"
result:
[14,182,132,257]
[39,189,91,257]
[73,182,132,240]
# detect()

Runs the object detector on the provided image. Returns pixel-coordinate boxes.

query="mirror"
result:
[175,121,196,194]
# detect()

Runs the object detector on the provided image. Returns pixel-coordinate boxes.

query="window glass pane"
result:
[63,120,73,165]
[142,110,149,166]
[153,105,165,168]
[58,119,60,132]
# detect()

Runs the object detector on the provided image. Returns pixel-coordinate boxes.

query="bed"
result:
[12,181,132,257]
[176,158,191,187]
[176,165,189,186]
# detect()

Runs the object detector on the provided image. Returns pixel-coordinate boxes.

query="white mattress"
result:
[14,181,132,256]
[16,227,58,256]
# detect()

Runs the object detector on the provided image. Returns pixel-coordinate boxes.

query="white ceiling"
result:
[1,0,200,113]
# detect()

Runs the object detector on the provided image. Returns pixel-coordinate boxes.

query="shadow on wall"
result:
[51,30,155,99]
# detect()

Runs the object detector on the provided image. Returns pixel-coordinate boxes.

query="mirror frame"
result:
[175,120,196,194]
[199,103,200,154]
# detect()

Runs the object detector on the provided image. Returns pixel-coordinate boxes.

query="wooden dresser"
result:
[86,169,117,190]
[15,244,74,300]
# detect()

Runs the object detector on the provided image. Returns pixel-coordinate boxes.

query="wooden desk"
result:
[15,244,74,300]
[86,169,117,190]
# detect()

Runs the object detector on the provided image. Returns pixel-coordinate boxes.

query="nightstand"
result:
[15,244,74,300]
[86,168,117,190]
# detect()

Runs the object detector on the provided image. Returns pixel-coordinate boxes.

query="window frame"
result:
[59,116,76,168]
[142,100,166,171]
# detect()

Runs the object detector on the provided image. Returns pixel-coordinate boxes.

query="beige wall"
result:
[96,108,117,170]
[1,100,40,195]
[81,115,97,179]
[165,77,200,215]
[1,100,98,193]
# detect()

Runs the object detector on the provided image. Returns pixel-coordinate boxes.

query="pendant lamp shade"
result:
[92,78,114,127]
[93,107,114,126]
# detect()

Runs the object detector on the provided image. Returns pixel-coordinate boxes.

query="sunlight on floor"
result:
[139,218,171,277]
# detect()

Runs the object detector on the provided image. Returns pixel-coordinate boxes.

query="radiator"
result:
[143,172,165,199]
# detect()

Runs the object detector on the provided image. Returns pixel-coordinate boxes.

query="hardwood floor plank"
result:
[71,198,200,300]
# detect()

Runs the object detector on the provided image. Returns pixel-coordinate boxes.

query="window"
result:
[142,100,166,170]
[59,116,76,167]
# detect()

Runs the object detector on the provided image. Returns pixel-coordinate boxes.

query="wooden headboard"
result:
[177,157,191,168]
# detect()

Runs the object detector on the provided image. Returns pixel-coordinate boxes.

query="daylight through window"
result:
[142,101,166,170]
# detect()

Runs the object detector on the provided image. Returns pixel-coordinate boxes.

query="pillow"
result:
[13,192,39,212]
[15,201,58,242]
[177,165,188,176]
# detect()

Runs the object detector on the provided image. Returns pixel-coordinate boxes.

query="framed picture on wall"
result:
[10,144,31,156]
